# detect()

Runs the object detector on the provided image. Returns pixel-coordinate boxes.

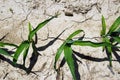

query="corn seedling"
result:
[100,15,120,67]
[0,15,57,65]
[54,16,120,80]
[13,15,58,65]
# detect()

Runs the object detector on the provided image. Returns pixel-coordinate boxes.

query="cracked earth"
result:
[0,0,120,80]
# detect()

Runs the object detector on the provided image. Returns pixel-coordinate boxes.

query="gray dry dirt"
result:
[0,0,120,80]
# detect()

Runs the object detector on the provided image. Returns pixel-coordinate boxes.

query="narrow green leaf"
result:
[28,22,32,34]
[0,48,12,57]
[67,30,84,40]
[107,16,120,35]
[28,22,33,41]
[0,42,18,48]
[64,45,76,80]
[13,41,30,63]
[23,45,30,65]
[72,40,112,47]
[54,42,65,70]
[28,16,55,41]
[101,15,106,36]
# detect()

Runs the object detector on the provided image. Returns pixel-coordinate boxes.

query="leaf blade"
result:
[13,41,30,63]
[107,16,120,35]
[72,40,112,47]
[28,22,33,33]
[67,30,84,40]
[28,16,56,41]
[64,45,76,80]
[54,42,65,70]
[101,15,106,36]
[23,45,30,65]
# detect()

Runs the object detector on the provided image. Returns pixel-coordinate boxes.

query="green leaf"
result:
[23,45,30,65]
[0,42,18,48]
[72,40,112,47]
[64,45,76,80]
[67,30,84,40]
[28,16,55,41]
[28,22,33,34]
[28,22,33,41]
[13,40,30,63]
[54,42,65,70]
[0,48,12,57]
[101,15,106,36]
[107,16,120,35]
[100,16,107,51]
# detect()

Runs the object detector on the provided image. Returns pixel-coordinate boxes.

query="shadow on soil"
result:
[0,30,66,76]
[58,47,119,80]
[0,33,120,80]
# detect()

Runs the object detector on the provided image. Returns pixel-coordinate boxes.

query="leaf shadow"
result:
[0,30,66,76]
[112,46,120,64]
[57,55,81,80]
[73,50,109,62]
[0,44,41,75]
[2,31,120,80]
[73,54,81,80]
[37,29,66,51]
[58,49,119,80]
[0,33,9,41]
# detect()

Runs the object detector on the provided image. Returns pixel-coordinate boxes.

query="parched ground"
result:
[0,0,120,80]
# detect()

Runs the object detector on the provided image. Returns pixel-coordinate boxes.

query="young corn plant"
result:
[100,15,120,67]
[13,15,58,65]
[54,16,120,80]
[54,30,111,80]
[0,15,57,65]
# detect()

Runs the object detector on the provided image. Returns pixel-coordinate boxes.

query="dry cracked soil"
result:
[0,0,120,80]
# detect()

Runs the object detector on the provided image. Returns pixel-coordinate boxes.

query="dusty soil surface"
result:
[0,0,120,80]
